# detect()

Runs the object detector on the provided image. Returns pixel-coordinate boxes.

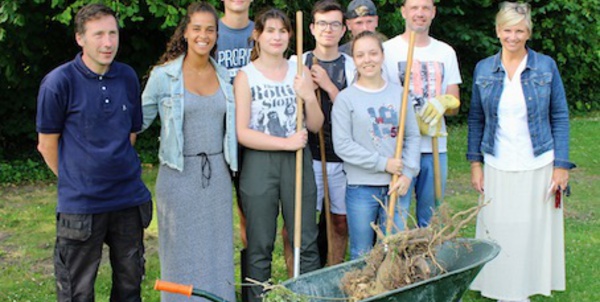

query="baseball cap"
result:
[346,0,377,19]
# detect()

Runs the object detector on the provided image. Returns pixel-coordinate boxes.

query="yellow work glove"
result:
[417,95,460,137]
[417,116,445,137]
[419,94,460,127]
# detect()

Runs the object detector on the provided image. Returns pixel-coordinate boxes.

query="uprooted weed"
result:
[340,202,485,301]
[262,201,485,302]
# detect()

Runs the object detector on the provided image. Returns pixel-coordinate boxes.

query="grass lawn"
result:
[1,114,598,301]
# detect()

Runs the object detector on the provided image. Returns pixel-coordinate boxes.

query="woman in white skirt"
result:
[466,2,575,302]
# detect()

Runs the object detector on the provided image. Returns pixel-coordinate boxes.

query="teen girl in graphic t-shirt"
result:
[233,8,324,302]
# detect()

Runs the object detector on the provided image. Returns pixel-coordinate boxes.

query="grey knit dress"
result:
[155,89,235,302]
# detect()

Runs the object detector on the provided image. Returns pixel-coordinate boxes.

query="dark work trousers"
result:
[233,145,245,215]
[240,148,321,302]
[54,201,152,302]
[233,145,251,302]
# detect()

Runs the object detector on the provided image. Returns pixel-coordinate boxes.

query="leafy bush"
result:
[136,123,161,165]
[381,0,600,118]
[1,0,598,161]
[0,159,56,185]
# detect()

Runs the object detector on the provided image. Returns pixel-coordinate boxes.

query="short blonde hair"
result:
[496,1,532,33]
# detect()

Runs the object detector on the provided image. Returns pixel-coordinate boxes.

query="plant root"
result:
[340,202,486,300]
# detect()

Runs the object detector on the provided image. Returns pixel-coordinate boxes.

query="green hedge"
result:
[0,159,56,185]
[1,0,598,163]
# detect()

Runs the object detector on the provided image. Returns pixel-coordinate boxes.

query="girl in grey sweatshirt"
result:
[331,31,420,259]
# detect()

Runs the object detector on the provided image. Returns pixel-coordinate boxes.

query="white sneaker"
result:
[498,299,530,302]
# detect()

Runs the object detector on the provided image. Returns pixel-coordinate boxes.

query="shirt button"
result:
[99,76,103,80]
[102,86,107,90]
[105,99,110,103]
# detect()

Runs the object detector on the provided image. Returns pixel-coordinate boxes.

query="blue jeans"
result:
[407,153,448,228]
[345,185,411,260]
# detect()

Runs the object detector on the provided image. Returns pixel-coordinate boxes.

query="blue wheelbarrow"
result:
[155,238,500,302]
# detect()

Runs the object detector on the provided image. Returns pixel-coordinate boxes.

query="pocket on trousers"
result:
[138,201,153,228]
[54,246,73,299]
[56,213,92,241]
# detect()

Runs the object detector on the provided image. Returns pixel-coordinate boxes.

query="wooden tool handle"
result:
[386,31,417,235]
[313,56,335,266]
[293,10,304,279]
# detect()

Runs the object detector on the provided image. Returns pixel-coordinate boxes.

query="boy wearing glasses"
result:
[287,0,355,267]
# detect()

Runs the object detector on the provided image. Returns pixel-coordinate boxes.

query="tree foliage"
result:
[1,0,599,160]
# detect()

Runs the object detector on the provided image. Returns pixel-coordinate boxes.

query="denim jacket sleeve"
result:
[140,67,161,133]
[548,59,575,169]
[222,81,238,172]
[139,60,186,171]
[212,58,238,172]
[466,61,486,163]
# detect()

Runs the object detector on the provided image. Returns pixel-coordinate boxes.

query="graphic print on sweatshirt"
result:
[396,60,444,112]
[249,83,297,138]
[367,104,399,148]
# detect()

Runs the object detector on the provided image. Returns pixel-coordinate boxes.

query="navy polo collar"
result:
[74,52,118,79]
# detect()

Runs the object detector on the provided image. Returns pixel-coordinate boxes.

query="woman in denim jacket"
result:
[467,3,575,302]
[139,2,237,301]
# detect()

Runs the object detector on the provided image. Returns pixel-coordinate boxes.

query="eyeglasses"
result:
[314,20,343,31]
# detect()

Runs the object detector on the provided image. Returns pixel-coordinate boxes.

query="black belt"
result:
[184,150,223,188]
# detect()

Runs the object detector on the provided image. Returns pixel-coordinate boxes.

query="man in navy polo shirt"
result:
[36,4,152,301]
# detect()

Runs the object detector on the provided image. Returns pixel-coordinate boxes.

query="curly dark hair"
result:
[156,1,219,65]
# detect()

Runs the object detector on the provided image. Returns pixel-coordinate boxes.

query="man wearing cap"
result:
[339,0,379,56]
[383,0,462,227]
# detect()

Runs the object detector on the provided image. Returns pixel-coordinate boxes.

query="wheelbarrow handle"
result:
[154,280,230,302]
